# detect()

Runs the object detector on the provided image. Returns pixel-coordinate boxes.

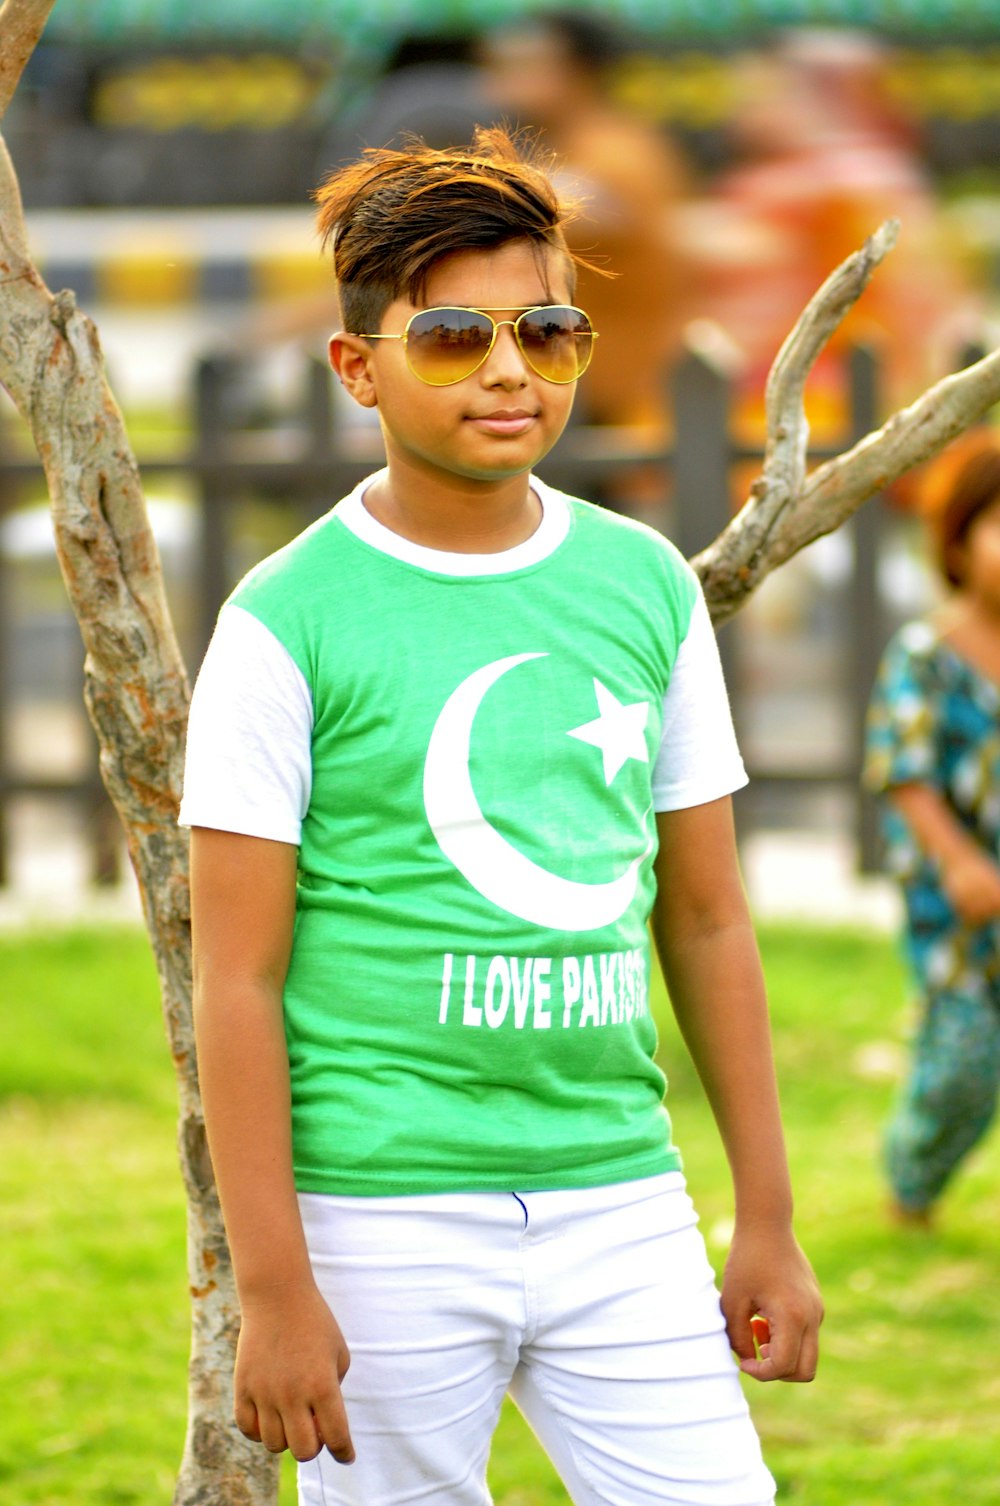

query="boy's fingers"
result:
[792,1322,820,1382]
[726,1314,756,1364]
[725,1305,774,1367]
[760,1323,802,1379]
[315,1390,356,1465]
[234,1390,353,1464]
[256,1403,289,1454]
[283,1409,325,1464]
[740,1315,819,1383]
[234,1396,263,1444]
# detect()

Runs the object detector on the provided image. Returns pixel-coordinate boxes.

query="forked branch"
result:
[695,220,1000,623]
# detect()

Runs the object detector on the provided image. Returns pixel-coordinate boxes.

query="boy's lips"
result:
[467,408,539,436]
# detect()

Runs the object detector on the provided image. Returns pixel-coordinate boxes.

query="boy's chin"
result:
[458,440,562,483]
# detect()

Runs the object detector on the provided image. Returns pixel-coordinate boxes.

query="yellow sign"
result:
[611,53,734,130]
[93,54,327,132]
[885,49,1000,122]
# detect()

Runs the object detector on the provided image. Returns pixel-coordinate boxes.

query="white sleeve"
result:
[178,605,313,844]
[651,588,748,811]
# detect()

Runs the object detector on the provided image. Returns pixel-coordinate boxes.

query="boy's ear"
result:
[329,333,379,409]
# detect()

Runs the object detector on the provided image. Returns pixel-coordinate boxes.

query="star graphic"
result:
[567,679,650,785]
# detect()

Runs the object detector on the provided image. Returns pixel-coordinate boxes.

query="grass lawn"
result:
[1,921,998,1504]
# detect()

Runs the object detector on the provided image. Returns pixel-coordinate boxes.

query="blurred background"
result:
[3,0,1000,921]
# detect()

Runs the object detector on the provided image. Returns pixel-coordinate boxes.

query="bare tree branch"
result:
[0,0,58,121]
[791,350,1000,540]
[694,220,1000,624]
[763,217,899,502]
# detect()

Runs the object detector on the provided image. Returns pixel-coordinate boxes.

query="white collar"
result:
[335,471,570,577]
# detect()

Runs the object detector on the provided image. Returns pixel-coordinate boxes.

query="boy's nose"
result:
[481,322,529,387]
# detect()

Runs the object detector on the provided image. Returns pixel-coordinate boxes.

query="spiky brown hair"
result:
[314,125,588,333]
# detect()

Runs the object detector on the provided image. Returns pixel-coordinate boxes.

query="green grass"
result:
[1,922,998,1504]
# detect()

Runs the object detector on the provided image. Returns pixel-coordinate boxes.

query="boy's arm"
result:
[651,798,823,1383]
[888,781,1000,925]
[190,827,355,1464]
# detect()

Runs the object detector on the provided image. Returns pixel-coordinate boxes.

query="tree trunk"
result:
[1,3,277,1499]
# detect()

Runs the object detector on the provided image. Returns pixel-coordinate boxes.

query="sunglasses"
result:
[360,305,598,386]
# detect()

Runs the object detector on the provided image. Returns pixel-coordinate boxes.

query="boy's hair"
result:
[922,432,1000,587]
[314,124,589,335]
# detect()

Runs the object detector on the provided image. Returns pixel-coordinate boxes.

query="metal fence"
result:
[0,341,889,888]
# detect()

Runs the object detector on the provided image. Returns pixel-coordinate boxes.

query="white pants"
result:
[298,1173,775,1506]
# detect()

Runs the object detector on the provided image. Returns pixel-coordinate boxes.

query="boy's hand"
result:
[721,1223,823,1384]
[233,1279,355,1464]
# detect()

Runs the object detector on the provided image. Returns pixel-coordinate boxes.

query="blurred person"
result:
[478,11,695,444]
[864,433,1000,1226]
[692,29,978,441]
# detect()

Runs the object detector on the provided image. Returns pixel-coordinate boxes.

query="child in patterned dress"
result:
[865,437,1000,1224]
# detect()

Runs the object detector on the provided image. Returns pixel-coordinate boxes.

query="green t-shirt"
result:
[229,489,700,1194]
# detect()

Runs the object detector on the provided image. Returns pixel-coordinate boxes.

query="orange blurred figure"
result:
[691,30,979,445]
[479,11,694,441]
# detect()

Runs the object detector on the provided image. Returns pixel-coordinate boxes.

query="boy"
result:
[181,126,821,1506]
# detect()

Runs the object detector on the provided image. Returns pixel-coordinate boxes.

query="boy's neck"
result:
[363,464,542,554]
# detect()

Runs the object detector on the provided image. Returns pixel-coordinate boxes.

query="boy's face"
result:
[331,239,580,488]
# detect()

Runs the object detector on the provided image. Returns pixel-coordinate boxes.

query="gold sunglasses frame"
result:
[358,304,598,386]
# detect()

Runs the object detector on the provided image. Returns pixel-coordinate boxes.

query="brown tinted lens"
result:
[517,307,594,383]
[404,309,495,385]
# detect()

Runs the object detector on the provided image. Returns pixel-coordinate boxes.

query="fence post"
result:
[671,345,733,560]
[671,342,741,717]
[193,356,236,658]
[847,345,884,872]
[303,357,335,519]
[305,357,334,456]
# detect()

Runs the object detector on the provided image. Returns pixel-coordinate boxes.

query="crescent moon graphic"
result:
[423,653,650,932]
